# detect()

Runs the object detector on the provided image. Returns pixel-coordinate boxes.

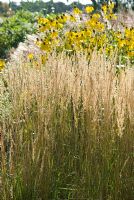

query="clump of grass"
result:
[0,52,133,200]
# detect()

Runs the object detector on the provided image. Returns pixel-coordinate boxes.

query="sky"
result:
[1,0,93,5]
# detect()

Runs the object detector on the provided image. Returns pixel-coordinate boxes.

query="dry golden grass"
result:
[0,52,134,200]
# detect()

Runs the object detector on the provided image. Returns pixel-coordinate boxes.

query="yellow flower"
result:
[105,13,117,20]
[110,2,115,9]
[86,19,96,29]
[128,51,134,57]
[96,22,105,32]
[92,13,101,20]
[28,53,34,60]
[39,23,50,32]
[40,41,51,52]
[102,5,107,15]
[125,28,133,38]
[57,23,64,29]
[73,7,82,15]
[85,6,94,13]
[51,20,57,28]
[50,30,58,38]
[0,59,5,71]
[36,4,133,63]
[38,17,49,25]
[118,39,126,48]
[109,2,115,13]
[69,15,76,22]
[58,14,68,24]
[40,54,48,64]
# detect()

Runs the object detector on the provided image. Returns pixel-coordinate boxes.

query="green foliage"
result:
[17,1,86,14]
[10,0,134,14]
[0,10,37,59]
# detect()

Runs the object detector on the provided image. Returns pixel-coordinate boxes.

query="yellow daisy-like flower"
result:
[40,41,51,52]
[40,54,48,64]
[105,13,117,20]
[118,39,126,48]
[50,30,58,38]
[0,59,5,71]
[109,2,115,13]
[57,23,64,29]
[85,6,94,14]
[102,5,107,15]
[92,13,101,20]
[28,53,34,60]
[73,7,82,15]
[69,15,76,22]
[128,51,134,57]
[38,17,49,25]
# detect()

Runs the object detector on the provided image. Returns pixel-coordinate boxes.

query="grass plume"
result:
[0,52,133,200]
